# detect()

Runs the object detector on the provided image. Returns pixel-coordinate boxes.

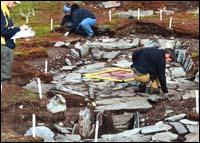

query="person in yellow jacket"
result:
[1,1,28,84]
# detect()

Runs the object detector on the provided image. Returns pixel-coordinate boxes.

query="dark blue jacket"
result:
[71,8,96,32]
[1,10,20,49]
[131,48,168,93]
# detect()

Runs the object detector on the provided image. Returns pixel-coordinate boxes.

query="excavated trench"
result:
[2,17,199,142]
[115,21,199,39]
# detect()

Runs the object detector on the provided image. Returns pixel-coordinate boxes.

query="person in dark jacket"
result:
[62,4,96,37]
[131,47,176,96]
[1,1,29,85]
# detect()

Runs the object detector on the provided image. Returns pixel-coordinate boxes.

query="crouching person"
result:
[63,3,96,37]
[131,47,176,98]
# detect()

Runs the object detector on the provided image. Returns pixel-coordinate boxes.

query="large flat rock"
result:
[95,96,152,111]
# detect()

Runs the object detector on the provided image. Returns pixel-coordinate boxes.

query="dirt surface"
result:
[1,1,199,142]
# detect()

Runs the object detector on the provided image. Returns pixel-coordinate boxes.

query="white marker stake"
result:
[169,17,173,29]
[32,114,36,138]
[138,8,140,20]
[196,90,199,113]
[45,60,48,74]
[37,78,42,99]
[160,9,163,21]
[26,15,29,24]
[109,10,112,21]
[51,18,53,31]
[94,120,99,142]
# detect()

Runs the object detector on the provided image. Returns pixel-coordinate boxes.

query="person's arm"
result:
[1,11,20,39]
[157,58,168,93]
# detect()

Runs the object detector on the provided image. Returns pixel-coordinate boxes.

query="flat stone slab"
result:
[185,133,199,142]
[116,10,154,18]
[86,38,139,50]
[186,125,199,133]
[95,96,152,111]
[165,113,186,122]
[180,119,198,126]
[78,62,106,73]
[152,132,178,142]
[168,122,188,135]
[141,122,172,134]
[112,59,132,68]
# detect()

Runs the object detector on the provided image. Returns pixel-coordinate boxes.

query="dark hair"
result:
[71,4,80,13]
[164,48,176,62]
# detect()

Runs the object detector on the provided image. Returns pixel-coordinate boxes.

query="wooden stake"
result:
[51,18,53,31]
[37,78,42,99]
[169,17,173,29]
[32,114,36,138]
[137,8,140,20]
[94,120,99,142]
[160,9,163,21]
[109,10,111,21]
[26,15,29,24]
[196,90,199,113]
[45,60,48,74]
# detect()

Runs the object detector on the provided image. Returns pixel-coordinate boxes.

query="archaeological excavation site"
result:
[1,1,199,142]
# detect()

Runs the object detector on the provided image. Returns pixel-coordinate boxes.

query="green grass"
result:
[11,1,63,37]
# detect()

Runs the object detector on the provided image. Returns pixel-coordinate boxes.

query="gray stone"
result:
[24,126,55,142]
[102,51,121,59]
[194,71,199,83]
[95,96,152,111]
[130,134,152,142]
[61,66,76,71]
[75,42,89,57]
[47,94,67,114]
[147,95,161,103]
[165,113,186,121]
[176,49,186,64]
[168,122,188,135]
[62,73,82,83]
[101,1,121,8]
[65,58,72,66]
[141,125,168,134]
[86,38,139,50]
[101,128,141,140]
[144,39,160,48]
[23,80,54,94]
[112,112,134,129]
[158,39,176,49]
[112,59,132,68]
[91,49,104,60]
[70,49,80,58]
[53,73,66,81]
[182,90,197,99]
[186,125,199,133]
[155,9,175,15]
[155,121,172,131]
[78,62,106,73]
[170,67,186,78]
[116,10,153,18]
[65,134,81,142]
[54,41,70,47]
[54,124,71,134]
[55,84,85,97]
[185,133,199,142]
[165,110,174,117]
[152,131,178,142]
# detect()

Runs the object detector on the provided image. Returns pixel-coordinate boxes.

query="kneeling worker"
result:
[62,3,96,37]
[131,47,176,97]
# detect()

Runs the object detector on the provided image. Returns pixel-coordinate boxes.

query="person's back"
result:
[131,47,165,78]
[131,47,167,93]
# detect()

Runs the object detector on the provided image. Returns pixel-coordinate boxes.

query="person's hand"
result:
[20,25,29,31]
